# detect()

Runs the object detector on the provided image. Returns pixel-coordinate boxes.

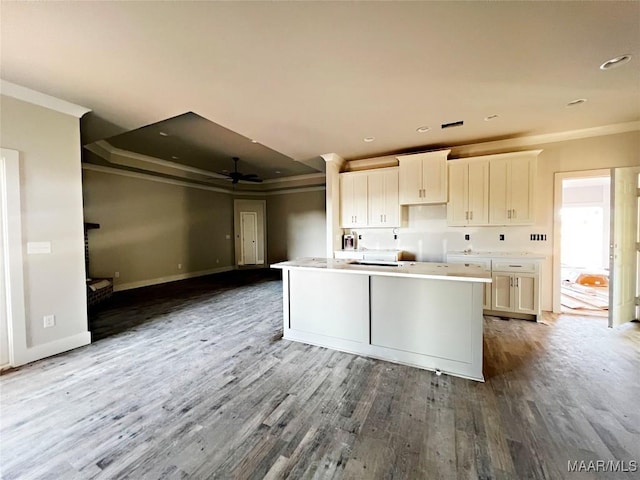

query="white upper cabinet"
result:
[447,159,489,226]
[340,168,399,228]
[367,168,399,227]
[397,150,450,205]
[340,172,368,228]
[489,151,540,225]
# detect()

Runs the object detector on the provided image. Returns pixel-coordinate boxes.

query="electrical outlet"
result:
[464,234,470,241]
[43,315,55,328]
[499,234,505,241]
[225,234,231,240]
[114,271,120,278]
[216,259,219,264]
[178,263,182,269]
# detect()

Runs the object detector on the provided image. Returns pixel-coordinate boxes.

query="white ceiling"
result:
[1,1,639,168]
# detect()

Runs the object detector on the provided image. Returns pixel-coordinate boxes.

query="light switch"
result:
[27,242,51,254]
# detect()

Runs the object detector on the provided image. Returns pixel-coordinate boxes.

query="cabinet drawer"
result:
[447,258,491,270]
[492,261,537,273]
[363,251,400,262]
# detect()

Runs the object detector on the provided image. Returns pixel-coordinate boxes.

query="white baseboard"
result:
[113,266,235,292]
[23,331,92,366]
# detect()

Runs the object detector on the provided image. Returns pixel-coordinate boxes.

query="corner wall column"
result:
[321,153,345,258]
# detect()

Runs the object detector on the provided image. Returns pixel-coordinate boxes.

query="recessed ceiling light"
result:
[484,114,499,121]
[567,98,587,107]
[274,170,281,174]
[251,139,259,143]
[222,169,228,173]
[363,137,375,143]
[416,126,431,133]
[159,131,169,137]
[600,54,631,70]
[171,156,179,160]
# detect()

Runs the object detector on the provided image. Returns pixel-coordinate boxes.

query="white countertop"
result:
[271,258,492,283]
[447,251,546,260]
[335,249,402,253]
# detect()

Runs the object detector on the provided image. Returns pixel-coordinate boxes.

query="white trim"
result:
[552,169,611,313]
[0,80,91,118]
[0,149,28,367]
[262,172,326,184]
[82,163,325,196]
[82,163,231,194]
[88,140,228,179]
[23,332,91,365]
[261,186,326,196]
[113,266,235,292]
[450,122,640,157]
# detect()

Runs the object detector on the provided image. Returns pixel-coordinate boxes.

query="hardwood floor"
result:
[1,270,639,479]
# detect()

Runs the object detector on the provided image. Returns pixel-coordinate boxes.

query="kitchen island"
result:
[271,258,491,381]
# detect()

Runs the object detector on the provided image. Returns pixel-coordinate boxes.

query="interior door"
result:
[240,211,258,265]
[609,166,640,327]
[0,163,9,368]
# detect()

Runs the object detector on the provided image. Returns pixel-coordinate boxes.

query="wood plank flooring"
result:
[1,270,639,479]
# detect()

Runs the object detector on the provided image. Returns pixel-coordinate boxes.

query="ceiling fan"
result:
[221,157,262,184]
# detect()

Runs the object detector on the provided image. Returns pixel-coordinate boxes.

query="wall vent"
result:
[441,120,464,129]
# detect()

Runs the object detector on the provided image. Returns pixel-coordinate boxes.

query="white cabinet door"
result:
[491,272,514,312]
[447,161,468,226]
[382,169,399,226]
[489,158,510,225]
[367,168,399,227]
[340,173,368,228]
[398,154,422,204]
[398,150,450,205]
[422,152,448,204]
[509,156,536,225]
[467,160,489,225]
[489,153,537,225]
[514,273,538,314]
[447,159,489,226]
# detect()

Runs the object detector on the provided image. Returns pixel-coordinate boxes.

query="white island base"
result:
[273,259,489,382]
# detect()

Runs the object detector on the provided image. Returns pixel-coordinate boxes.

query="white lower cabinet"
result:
[491,272,538,315]
[447,254,542,319]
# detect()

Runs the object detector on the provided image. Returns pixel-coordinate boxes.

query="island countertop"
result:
[271,257,491,283]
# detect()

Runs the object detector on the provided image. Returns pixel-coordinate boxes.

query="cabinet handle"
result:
[470,211,473,220]
[507,209,511,219]
[380,214,383,222]
[513,209,517,218]
[510,277,513,287]
[465,211,468,220]
[383,214,386,222]
[516,278,519,287]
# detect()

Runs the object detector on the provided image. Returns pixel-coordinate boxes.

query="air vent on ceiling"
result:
[441,120,464,129]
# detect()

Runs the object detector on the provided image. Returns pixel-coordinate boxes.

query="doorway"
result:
[233,199,266,267]
[0,148,27,368]
[559,174,611,317]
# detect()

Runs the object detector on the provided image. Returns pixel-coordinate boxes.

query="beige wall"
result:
[82,169,235,290]
[267,190,326,263]
[0,95,89,349]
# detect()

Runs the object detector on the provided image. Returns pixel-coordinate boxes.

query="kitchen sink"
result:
[349,260,400,267]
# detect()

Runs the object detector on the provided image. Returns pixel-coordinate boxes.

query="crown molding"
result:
[88,140,228,179]
[82,163,325,196]
[449,121,640,157]
[87,140,327,189]
[1,79,91,118]
[321,153,346,169]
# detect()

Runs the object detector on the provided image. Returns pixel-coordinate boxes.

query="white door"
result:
[609,166,640,327]
[240,211,258,265]
[0,162,9,368]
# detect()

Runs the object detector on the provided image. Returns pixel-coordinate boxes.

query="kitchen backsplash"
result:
[347,204,551,262]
